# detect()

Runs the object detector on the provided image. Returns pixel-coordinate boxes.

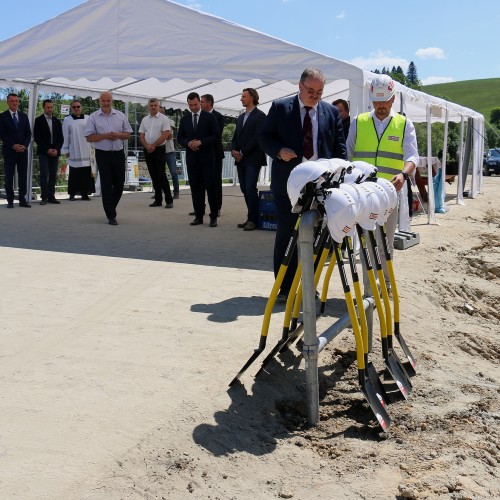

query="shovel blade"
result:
[385,350,412,400]
[366,362,390,407]
[229,348,264,386]
[394,331,417,376]
[362,377,391,432]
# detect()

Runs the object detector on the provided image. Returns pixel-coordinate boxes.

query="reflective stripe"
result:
[376,166,401,175]
[353,151,377,158]
[378,151,404,160]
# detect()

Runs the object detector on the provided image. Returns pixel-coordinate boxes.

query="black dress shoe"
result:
[190,218,203,226]
[149,202,162,207]
[40,199,47,205]
[165,203,173,209]
[81,195,91,201]
[209,218,217,227]
[108,218,118,226]
[189,211,196,216]
[7,202,14,208]
[69,196,76,201]
[237,220,248,228]
[19,202,31,208]
[48,198,60,204]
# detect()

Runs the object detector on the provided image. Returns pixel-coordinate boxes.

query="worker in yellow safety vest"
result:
[346,74,419,293]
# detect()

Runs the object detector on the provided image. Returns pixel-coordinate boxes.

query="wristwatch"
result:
[401,171,409,181]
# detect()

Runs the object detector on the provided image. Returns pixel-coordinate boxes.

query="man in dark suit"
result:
[34,99,64,205]
[0,93,32,208]
[177,92,220,227]
[231,88,267,231]
[259,67,347,299]
[201,94,225,215]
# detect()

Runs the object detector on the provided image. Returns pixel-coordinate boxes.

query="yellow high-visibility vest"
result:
[353,112,406,180]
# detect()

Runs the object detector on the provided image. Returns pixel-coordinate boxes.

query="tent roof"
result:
[0,0,482,123]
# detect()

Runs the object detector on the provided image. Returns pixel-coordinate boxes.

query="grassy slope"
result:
[423,78,500,122]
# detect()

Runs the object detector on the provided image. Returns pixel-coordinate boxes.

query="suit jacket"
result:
[0,109,31,154]
[230,107,267,167]
[259,95,347,169]
[212,109,225,161]
[34,114,64,156]
[177,110,219,166]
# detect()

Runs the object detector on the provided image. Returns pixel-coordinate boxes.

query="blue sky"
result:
[2,0,499,85]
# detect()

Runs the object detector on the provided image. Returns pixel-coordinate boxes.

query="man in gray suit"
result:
[231,88,267,231]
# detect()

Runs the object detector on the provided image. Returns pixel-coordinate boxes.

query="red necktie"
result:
[303,106,313,160]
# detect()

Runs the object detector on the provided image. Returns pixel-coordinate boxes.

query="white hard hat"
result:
[355,183,381,231]
[343,166,365,184]
[363,182,390,224]
[323,188,358,243]
[376,177,398,215]
[319,157,353,174]
[339,183,367,236]
[352,160,378,180]
[287,160,332,213]
[369,74,396,102]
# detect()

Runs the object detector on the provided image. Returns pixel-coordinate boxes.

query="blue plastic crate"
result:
[258,190,276,213]
[258,210,277,231]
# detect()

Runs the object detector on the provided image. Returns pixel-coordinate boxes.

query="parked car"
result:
[483,148,500,176]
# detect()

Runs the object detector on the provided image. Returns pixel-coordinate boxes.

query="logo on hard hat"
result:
[388,81,394,92]
[342,225,352,234]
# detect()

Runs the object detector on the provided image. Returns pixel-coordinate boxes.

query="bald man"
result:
[84,92,132,225]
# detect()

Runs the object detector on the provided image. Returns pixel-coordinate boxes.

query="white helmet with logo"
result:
[355,183,381,231]
[376,177,398,216]
[323,188,358,243]
[339,183,367,236]
[369,74,396,102]
[363,182,390,224]
[287,161,332,213]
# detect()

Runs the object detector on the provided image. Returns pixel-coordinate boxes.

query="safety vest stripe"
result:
[352,151,377,158]
[377,151,404,160]
[376,166,401,175]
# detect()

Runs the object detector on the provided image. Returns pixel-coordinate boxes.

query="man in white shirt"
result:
[84,91,132,226]
[139,98,174,208]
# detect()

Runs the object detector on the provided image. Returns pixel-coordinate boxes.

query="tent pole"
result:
[457,117,465,205]
[426,105,436,224]
[27,83,38,202]
[441,109,449,210]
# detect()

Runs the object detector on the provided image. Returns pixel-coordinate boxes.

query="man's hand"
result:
[391,173,406,192]
[278,147,297,162]
[188,139,201,151]
[231,149,242,162]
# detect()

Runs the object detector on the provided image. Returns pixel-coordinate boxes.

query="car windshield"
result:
[490,149,500,158]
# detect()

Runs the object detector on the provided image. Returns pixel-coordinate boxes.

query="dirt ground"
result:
[0,177,498,499]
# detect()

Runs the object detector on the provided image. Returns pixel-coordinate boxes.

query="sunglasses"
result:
[71,105,81,109]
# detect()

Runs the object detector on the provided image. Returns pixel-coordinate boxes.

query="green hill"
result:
[423,78,500,122]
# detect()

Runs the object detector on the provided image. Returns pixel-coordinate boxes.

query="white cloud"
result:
[422,76,455,85]
[336,10,346,19]
[349,50,409,72]
[415,47,445,60]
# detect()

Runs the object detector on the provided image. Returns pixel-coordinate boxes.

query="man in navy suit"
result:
[177,92,220,227]
[259,68,347,299]
[0,93,32,208]
[231,88,267,231]
[34,99,64,205]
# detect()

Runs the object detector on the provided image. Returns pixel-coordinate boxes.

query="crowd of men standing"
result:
[1,69,416,289]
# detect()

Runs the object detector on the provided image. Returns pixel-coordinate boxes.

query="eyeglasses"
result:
[71,105,81,109]
[300,82,324,97]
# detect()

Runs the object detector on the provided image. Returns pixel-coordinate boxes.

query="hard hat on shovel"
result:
[324,188,358,243]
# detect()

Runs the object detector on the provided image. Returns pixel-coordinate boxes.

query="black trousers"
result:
[144,145,172,205]
[215,157,223,210]
[95,149,125,220]
[38,153,59,200]
[3,150,28,203]
[187,158,218,220]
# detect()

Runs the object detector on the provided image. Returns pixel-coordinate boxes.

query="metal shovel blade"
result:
[362,376,391,432]
[229,347,265,386]
[385,350,412,400]
[394,327,417,376]
[366,361,390,407]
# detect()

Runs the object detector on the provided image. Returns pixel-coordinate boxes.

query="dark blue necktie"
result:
[13,112,19,128]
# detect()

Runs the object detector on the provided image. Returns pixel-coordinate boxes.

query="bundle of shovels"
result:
[230,159,416,431]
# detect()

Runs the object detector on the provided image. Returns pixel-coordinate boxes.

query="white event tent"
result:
[0,0,484,217]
